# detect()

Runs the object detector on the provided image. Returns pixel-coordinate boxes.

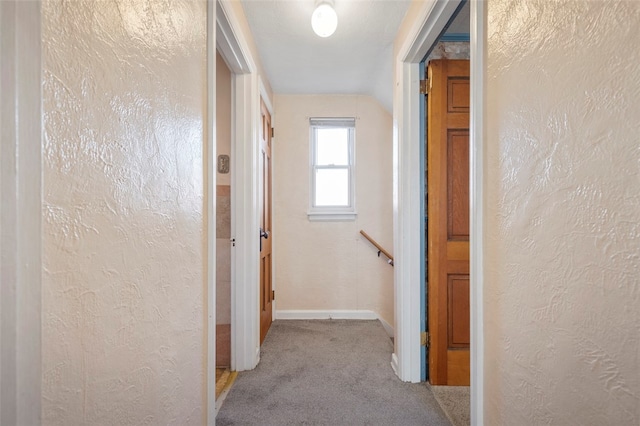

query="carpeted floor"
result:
[431,386,470,426]
[216,320,451,425]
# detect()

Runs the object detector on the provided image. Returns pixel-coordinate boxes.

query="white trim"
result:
[394,0,485,424]
[230,71,260,372]
[393,59,423,383]
[307,212,357,221]
[275,311,394,338]
[403,1,462,63]
[0,2,42,424]
[469,1,485,425]
[259,77,273,116]
[378,316,395,339]
[206,1,216,424]
[216,1,249,74]
[216,0,261,374]
[308,120,356,218]
[392,0,463,382]
[391,353,400,376]
[276,310,378,320]
[393,1,462,382]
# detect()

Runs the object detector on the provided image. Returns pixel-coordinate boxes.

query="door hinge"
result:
[271,127,275,138]
[421,331,430,348]
[272,290,275,300]
[419,79,431,95]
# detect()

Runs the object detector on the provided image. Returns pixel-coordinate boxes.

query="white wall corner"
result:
[469,1,485,425]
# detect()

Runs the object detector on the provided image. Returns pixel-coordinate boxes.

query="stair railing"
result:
[359,230,394,266]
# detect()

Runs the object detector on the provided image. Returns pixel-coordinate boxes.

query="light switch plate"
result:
[217,155,230,174]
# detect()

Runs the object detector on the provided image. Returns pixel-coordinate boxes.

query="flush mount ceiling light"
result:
[311,1,338,38]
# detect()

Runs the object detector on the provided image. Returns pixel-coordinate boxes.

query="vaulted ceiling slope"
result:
[241,0,412,112]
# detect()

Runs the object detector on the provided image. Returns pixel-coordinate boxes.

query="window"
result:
[308,118,356,221]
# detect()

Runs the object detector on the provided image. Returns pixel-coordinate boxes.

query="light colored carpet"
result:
[217,320,451,425]
[431,386,470,426]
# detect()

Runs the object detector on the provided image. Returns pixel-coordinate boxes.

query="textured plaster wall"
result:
[42,1,206,424]
[485,0,640,424]
[273,95,394,326]
[392,0,640,421]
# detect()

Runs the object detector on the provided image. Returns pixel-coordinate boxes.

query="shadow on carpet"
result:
[217,320,451,425]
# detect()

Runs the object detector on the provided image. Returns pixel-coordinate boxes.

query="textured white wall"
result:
[42,1,206,424]
[393,0,640,421]
[273,95,394,326]
[484,0,640,424]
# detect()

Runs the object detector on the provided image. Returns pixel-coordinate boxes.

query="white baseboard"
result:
[275,309,377,320]
[391,353,399,376]
[378,316,394,339]
[275,310,395,339]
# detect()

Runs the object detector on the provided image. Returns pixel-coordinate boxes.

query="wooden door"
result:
[427,59,470,386]
[259,98,273,344]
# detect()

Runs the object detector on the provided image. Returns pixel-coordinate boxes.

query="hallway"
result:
[217,320,451,425]
[3,2,639,424]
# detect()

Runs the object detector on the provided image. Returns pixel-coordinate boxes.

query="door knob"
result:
[260,228,269,251]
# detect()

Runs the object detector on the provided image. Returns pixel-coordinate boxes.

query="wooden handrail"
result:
[359,230,394,266]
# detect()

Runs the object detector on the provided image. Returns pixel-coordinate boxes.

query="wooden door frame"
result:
[258,89,275,340]
[393,0,485,424]
[258,94,273,344]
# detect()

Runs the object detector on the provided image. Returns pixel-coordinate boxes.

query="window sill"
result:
[307,211,357,222]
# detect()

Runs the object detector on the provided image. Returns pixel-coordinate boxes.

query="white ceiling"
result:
[241,0,412,112]
[240,1,470,112]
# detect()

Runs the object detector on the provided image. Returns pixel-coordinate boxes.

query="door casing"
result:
[215,0,273,375]
[393,0,485,424]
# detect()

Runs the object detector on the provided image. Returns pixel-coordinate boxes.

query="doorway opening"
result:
[211,0,265,415]
[421,1,471,385]
[393,0,484,422]
[258,96,274,344]
[215,47,233,398]
[209,0,267,417]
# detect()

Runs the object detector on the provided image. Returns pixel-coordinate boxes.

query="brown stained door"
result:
[259,98,273,345]
[427,59,470,386]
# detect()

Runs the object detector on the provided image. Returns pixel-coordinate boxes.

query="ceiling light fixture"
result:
[311,1,338,38]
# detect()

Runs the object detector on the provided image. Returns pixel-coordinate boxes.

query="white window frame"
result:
[307,118,357,221]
